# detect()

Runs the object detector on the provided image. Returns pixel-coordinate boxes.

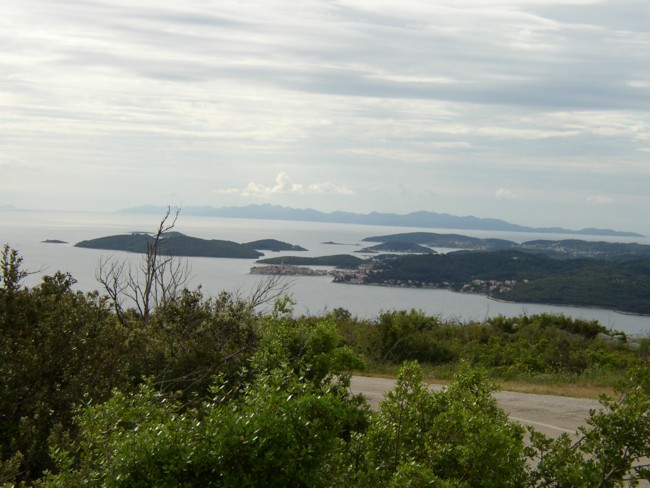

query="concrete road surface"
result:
[350,376,649,486]
[350,375,601,438]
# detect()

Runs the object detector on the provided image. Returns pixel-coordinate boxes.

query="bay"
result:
[1,209,649,336]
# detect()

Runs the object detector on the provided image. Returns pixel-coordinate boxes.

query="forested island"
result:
[75,232,305,259]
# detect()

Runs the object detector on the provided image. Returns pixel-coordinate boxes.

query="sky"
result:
[2,0,650,234]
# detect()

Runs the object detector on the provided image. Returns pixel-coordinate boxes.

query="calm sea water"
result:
[1,209,649,335]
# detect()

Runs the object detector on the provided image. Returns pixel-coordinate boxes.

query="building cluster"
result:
[461,278,528,294]
[250,264,329,276]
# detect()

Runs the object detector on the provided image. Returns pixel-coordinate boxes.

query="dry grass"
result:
[491,380,615,399]
[357,364,621,400]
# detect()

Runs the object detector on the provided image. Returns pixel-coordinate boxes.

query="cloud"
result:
[306,182,355,195]
[1,0,650,232]
[0,158,36,172]
[216,173,354,198]
[495,188,518,200]
[587,195,614,205]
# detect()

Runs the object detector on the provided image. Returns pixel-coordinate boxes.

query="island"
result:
[244,239,307,252]
[255,254,365,268]
[75,232,264,259]
[251,254,366,278]
[41,239,68,244]
[363,232,516,251]
[357,242,436,254]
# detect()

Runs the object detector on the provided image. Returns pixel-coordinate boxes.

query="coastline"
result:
[333,278,650,320]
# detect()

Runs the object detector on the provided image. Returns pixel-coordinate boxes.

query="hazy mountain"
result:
[116,204,643,238]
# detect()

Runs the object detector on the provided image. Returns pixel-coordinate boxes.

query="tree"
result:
[354,362,528,487]
[528,366,650,487]
[97,206,192,326]
[44,312,369,487]
[0,247,131,482]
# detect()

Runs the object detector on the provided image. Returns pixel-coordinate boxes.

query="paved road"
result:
[350,376,649,486]
[350,375,601,438]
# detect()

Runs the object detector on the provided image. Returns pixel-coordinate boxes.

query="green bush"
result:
[46,368,366,488]
[353,362,528,487]
[0,246,132,481]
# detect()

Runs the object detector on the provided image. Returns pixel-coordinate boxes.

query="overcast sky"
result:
[2,0,649,233]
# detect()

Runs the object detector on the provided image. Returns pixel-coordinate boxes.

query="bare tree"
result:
[97,207,192,326]
[245,273,293,310]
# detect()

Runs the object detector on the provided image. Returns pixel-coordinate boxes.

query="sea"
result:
[2,209,650,336]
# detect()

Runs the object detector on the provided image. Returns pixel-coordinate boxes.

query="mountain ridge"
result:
[116,204,643,238]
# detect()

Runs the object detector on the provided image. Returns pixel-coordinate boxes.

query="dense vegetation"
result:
[502,259,650,314]
[1,240,650,486]
[364,250,650,314]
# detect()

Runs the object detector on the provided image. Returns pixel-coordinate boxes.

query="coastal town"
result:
[250,262,527,295]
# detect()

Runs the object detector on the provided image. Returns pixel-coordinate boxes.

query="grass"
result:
[356,362,624,399]
[492,380,614,399]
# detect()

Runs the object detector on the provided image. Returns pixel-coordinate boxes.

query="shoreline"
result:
[333,279,650,320]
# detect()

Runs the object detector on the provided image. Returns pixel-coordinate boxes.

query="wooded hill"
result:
[364,250,650,315]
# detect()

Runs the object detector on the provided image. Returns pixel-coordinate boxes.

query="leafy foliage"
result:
[1,244,649,486]
[528,366,650,486]
[46,370,364,488]
[353,362,528,487]
[0,246,131,481]
[337,310,637,380]
[376,310,455,364]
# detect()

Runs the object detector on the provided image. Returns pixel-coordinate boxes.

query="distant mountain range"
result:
[116,204,643,238]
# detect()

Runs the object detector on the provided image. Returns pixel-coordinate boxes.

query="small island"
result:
[357,242,436,254]
[251,255,366,278]
[244,239,307,252]
[255,254,365,268]
[41,239,68,244]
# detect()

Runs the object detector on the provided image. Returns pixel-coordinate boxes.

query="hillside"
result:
[359,250,650,314]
